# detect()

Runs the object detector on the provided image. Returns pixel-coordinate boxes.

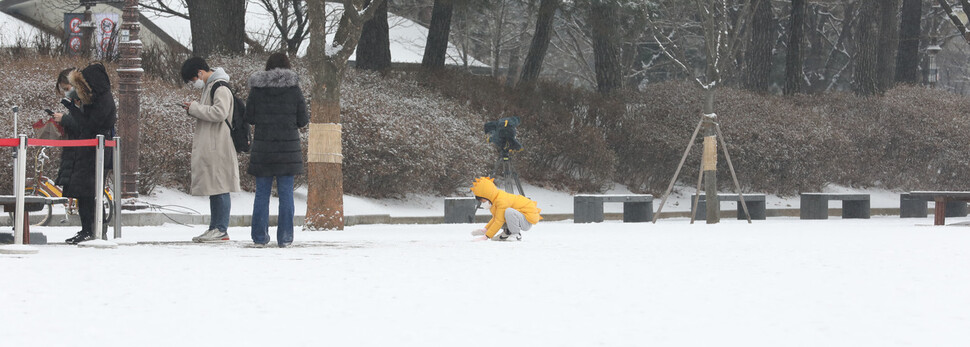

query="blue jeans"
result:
[251,175,295,246]
[209,193,231,232]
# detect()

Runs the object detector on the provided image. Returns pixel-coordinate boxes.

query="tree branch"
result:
[140,0,189,20]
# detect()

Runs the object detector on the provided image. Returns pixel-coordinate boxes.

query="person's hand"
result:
[52,112,63,123]
[182,102,192,110]
[471,228,486,237]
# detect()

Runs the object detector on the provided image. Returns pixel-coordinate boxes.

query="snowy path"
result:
[2,217,970,346]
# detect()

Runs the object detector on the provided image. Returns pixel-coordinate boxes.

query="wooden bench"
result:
[900,193,968,218]
[906,191,970,225]
[691,194,767,220]
[574,194,653,223]
[799,193,870,219]
[0,195,64,245]
[444,197,478,224]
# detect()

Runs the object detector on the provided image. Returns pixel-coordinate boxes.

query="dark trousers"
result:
[77,196,96,236]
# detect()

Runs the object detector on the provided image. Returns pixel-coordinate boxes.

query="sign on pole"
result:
[64,13,84,56]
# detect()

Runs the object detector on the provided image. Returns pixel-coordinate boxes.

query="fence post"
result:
[14,135,26,245]
[113,136,122,238]
[95,135,104,239]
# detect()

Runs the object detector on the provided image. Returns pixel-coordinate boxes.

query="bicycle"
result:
[13,147,114,226]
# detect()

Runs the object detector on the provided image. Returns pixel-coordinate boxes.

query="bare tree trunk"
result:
[505,16,531,88]
[855,0,880,96]
[304,0,385,230]
[877,0,901,91]
[896,0,921,84]
[519,0,558,89]
[186,0,246,56]
[422,0,454,69]
[743,0,773,92]
[589,2,621,94]
[306,0,345,230]
[785,0,806,95]
[357,0,391,71]
[491,2,506,78]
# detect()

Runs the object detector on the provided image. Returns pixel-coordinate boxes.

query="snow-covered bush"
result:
[615,81,970,195]
[341,70,491,198]
[418,70,618,193]
[3,53,969,199]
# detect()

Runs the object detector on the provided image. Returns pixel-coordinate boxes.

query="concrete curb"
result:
[1,207,933,227]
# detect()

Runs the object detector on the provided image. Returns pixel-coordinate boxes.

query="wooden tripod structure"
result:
[652,116,752,224]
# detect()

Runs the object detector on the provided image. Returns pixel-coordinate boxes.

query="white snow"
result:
[0,11,41,47]
[127,183,911,219]
[1,181,967,346]
[2,216,970,346]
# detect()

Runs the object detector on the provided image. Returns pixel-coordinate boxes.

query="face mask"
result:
[192,79,205,89]
[478,200,491,209]
[65,89,79,102]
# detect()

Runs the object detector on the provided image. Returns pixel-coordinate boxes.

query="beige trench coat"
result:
[186,71,241,196]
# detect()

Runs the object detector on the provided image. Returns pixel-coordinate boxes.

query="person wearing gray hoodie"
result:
[179,57,241,242]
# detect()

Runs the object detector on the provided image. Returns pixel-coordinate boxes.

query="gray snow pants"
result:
[503,208,533,235]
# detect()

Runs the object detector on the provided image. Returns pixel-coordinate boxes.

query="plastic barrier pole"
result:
[95,135,104,239]
[14,135,26,245]
[113,136,122,238]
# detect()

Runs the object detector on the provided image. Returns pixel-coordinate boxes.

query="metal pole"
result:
[95,135,105,239]
[113,136,122,238]
[13,135,26,245]
[11,106,19,234]
[12,106,18,139]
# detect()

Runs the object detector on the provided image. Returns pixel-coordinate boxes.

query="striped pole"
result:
[13,135,26,245]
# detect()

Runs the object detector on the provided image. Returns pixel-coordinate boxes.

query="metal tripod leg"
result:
[507,157,525,196]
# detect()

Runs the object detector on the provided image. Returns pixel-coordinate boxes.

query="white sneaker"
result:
[491,230,522,242]
[191,229,215,242]
[193,229,229,243]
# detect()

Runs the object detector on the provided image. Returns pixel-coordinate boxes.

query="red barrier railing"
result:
[0,138,117,147]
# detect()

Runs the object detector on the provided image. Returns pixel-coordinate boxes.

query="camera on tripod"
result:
[483,116,525,196]
[484,116,523,156]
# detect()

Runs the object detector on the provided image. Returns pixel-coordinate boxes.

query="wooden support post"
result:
[934,197,947,226]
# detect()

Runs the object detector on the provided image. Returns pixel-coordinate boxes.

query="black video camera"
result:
[484,116,523,154]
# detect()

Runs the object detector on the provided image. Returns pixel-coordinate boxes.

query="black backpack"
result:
[209,81,251,153]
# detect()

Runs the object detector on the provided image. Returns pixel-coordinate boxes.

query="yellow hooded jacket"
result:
[470,177,542,238]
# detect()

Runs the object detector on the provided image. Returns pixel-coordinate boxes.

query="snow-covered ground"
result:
[2,217,970,346]
[136,183,907,218]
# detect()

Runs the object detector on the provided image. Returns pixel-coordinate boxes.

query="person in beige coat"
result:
[180,57,241,242]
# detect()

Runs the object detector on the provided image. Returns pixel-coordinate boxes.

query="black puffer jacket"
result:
[245,68,309,177]
[56,63,116,198]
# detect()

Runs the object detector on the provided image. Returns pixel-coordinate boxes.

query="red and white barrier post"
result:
[14,135,27,245]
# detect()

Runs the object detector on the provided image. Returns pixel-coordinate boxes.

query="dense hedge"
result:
[1,53,967,198]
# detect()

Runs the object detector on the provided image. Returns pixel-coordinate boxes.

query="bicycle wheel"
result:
[7,187,54,227]
[102,190,113,224]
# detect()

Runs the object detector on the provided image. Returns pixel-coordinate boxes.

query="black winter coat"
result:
[56,63,116,198]
[245,68,309,177]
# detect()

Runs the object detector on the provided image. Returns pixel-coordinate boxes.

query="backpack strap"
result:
[208,81,234,130]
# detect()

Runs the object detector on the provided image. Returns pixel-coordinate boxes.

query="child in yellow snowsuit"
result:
[470,177,542,241]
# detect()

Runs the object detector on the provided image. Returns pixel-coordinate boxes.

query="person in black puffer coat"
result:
[52,63,117,244]
[246,53,309,247]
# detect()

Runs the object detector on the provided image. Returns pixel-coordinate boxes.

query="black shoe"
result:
[65,231,94,245]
